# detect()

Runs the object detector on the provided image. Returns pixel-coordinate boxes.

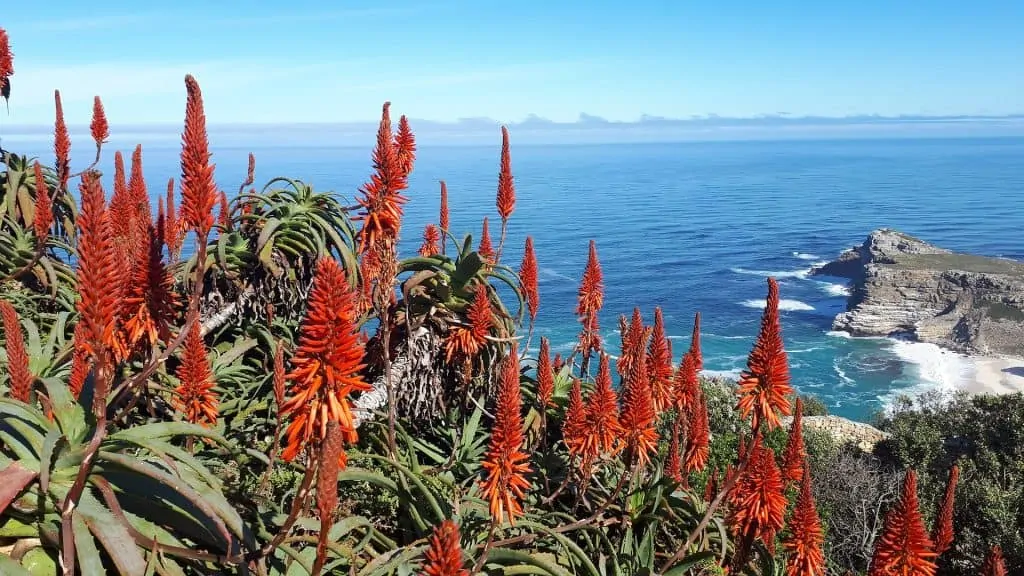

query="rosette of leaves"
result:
[190,177,357,332]
[361,233,525,426]
[0,155,76,293]
[0,379,254,574]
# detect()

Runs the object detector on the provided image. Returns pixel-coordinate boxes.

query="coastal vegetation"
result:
[0,28,1020,575]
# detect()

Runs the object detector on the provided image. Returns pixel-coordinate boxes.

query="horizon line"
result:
[3,112,1024,133]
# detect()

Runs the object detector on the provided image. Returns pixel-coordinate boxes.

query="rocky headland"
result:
[810,228,1024,357]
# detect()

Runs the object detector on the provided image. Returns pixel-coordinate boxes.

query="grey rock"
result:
[782,415,890,452]
[811,229,1024,356]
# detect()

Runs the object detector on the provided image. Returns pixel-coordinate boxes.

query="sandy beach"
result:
[967,356,1024,395]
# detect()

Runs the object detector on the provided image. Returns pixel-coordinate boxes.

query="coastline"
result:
[967,355,1024,395]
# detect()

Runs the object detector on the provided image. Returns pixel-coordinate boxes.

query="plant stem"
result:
[470,521,497,575]
[659,426,760,573]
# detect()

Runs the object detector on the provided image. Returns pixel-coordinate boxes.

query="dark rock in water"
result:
[810,228,1024,356]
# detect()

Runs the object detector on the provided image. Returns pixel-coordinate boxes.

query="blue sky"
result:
[4,0,1023,126]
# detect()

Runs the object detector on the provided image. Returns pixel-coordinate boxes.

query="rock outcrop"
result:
[811,228,1024,356]
[782,415,890,452]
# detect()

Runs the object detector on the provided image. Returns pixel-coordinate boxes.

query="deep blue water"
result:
[13,136,1024,421]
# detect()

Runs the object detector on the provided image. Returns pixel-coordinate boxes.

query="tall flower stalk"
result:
[495,126,515,262]
[869,469,937,576]
[931,464,959,557]
[737,277,793,432]
[782,468,826,576]
[480,347,531,526]
[422,520,468,576]
[575,240,603,376]
[0,301,33,402]
[519,236,539,350]
[280,258,369,465]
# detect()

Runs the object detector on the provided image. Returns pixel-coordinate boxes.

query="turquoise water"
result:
[14,136,1024,421]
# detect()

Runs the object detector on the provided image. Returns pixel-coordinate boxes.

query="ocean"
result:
[12,136,1024,422]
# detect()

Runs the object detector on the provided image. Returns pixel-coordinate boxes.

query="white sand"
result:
[966,356,1024,395]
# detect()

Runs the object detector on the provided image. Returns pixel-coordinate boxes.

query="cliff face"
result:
[811,229,1024,356]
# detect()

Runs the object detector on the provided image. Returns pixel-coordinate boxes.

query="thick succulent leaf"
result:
[0,554,33,576]
[0,461,38,514]
[661,551,718,576]
[486,548,573,576]
[108,421,229,446]
[40,376,87,442]
[97,451,250,550]
[77,491,149,576]
[73,511,108,576]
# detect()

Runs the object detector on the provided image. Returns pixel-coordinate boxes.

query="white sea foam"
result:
[792,252,820,260]
[539,267,574,282]
[702,368,743,380]
[819,282,851,297]
[731,266,811,279]
[740,299,815,311]
[833,358,855,387]
[825,330,852,339]
[788,346,823,354]
[886,337,972,395]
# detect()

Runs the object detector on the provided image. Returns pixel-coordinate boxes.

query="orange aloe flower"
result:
[562,377,587,459]
[422,520,467,576]
[280,258,370,465]
[930,464,958,557]
[53,91,71,189]
[90,96,109,148]
[173,321,218,427]
[575,240,604,357]
[496,126,515,222]
[647,306,674,413]
[395,115,416,178]
[869,469,937,576]
[519,236,539,323]
[782,468,826,576]
[180,75,219,239]
[273,340,286,408]
[419,224,441,257]
[68,324,90,399]
[552,353,564,374]
[536,337,555,408]
[75,174,121,368]
[730,435,787,552]
[218,191,231,228]
[439,181,450,236]
[673,350,700,414]
[619,308,658,466]
[781,397,806,485]
[444,283,492,362]
[736,277,793,431]
[477,217,494,264]
[683,388,709,473]
[164,178,183,258]
[121,219,178,352]
[981,546,1007,576]
[1,301,33,402]
[582,354,624,458]
[32,162,53,243]
[689,311,703,370]
[355,102,409,253]
[129,145,151,224]
[480,348,532,525]
[110,151,131,241]
[317,418,343,524]
[576,240,603,317]
[664,418,684,483]
[0,28,12,83]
